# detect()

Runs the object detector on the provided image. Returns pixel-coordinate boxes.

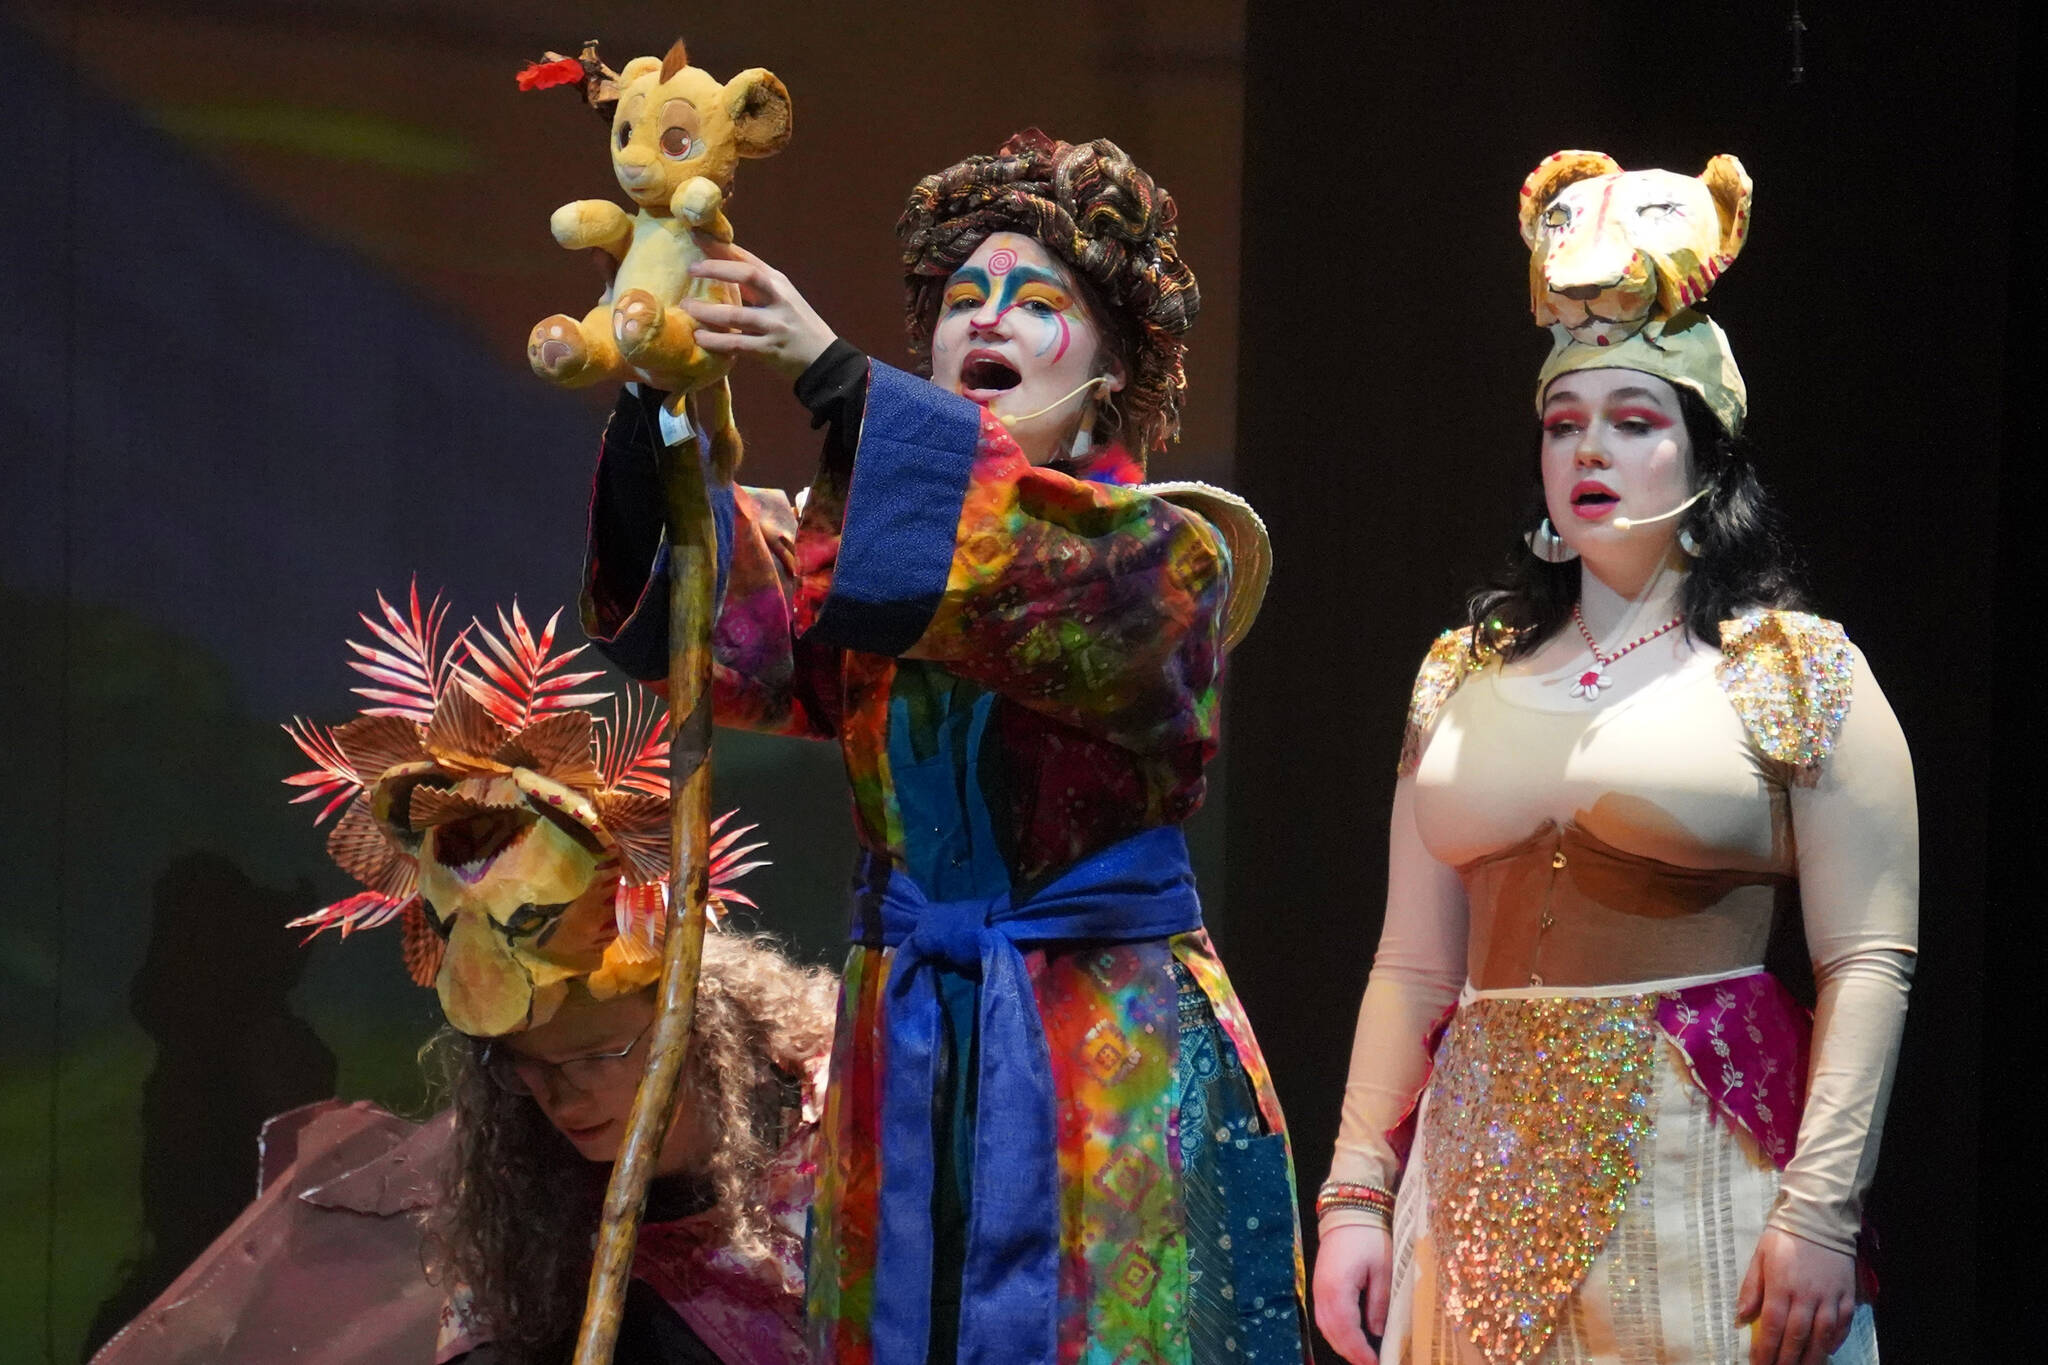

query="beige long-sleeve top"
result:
[1325,613,1918,1255]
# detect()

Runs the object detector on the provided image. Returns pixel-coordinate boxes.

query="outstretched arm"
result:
[683,243,1230,756]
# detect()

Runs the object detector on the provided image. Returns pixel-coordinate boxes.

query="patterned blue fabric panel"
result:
[1174,964,1306,1363]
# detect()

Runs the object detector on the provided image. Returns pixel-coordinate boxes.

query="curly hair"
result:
[896,128,1200,459]
[1469,386,1807,660]
[423,934,839,1364]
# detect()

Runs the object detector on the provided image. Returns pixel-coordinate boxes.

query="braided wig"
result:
[897,128,1200,460]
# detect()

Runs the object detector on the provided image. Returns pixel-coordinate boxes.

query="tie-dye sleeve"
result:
[579,386,842,739]
[800,361,1229,756]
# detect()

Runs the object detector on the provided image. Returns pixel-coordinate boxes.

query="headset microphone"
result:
[995,375,1111,428]
[1611,486,1710,532]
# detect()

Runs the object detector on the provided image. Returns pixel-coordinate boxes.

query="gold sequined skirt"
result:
[1380,974,1877,1365]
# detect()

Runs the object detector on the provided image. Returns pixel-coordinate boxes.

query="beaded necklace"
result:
[1569,603,1684,701]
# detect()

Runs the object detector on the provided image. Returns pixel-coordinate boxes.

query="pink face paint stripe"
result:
[1051,312,1071,363]
[1032,312,1056,358]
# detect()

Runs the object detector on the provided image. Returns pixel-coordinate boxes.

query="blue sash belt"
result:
[864,823,1203,1365]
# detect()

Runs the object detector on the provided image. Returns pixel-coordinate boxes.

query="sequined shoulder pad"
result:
[1398,627,1497,778]
[1715,610,1853,787]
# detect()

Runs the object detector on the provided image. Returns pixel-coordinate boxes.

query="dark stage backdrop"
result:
[0,0,2011,1360]
[0,3,1244,1359]
[1228,2,2011,1360]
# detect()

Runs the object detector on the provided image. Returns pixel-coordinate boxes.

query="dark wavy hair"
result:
[896,128,1200,459]
[1470,386,1806,659]
[421,934,839,1364]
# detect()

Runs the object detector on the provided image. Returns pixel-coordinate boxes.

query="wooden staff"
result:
[572,409,720,1364]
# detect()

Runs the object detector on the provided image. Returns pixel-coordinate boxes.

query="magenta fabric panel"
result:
[1656,971,1812,1169]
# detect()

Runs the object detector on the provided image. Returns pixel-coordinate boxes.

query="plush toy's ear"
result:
[617,55,662,89]
[725,69,793,159]
[1518,149,1622,246]
[1699,154,1753,268]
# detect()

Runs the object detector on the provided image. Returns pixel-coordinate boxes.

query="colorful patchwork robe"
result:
[583,358,1306,1365]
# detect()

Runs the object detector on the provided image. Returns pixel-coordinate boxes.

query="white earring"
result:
[1069,382,1114,460]
[1525,517,1579,563]
[1678,526,1703,557]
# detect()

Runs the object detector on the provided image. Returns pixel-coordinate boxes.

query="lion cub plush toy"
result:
[521,40,792,476]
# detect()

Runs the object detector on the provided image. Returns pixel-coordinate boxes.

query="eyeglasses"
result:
[481,1021,654,1097]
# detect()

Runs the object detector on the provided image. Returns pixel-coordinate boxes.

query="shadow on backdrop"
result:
[82,855,336,1359]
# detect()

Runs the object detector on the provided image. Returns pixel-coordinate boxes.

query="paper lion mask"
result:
[1519,150,1753,346]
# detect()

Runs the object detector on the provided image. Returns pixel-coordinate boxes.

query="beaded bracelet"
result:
[1316,1180,1396,1224]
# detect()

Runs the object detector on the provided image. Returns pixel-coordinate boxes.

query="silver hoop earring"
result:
[1525,517,1579,563]
[1677,526,1703,558]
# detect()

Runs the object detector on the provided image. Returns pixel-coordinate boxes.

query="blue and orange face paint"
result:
[936,251,1086,363]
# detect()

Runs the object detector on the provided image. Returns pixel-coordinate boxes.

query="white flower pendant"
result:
[1571,667,1611,701]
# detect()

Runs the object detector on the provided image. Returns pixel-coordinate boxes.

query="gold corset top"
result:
[1458,820,1788,990]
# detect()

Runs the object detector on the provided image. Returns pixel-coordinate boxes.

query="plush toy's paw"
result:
[528,315,591,382]
[550,199,632,251]
[612,289,667,357]
[673,177,724,227]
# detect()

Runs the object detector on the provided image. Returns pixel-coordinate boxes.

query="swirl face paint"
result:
[929,233,1112,465]
[939,266,1083,361]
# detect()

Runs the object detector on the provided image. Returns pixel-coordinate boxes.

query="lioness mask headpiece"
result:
[284,585,765,1037]
[1521,149,1753,433]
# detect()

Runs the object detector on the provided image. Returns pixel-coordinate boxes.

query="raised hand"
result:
[683,241,838,381]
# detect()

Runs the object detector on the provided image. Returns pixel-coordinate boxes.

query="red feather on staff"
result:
[516,56,588,92]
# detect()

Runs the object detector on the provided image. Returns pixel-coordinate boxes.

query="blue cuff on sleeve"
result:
[806,361,982,656]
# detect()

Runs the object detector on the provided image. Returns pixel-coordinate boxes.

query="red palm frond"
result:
[607,809,766,945]
[596,687,670,798]
[282,717,362,824]
[610,881,734,947]
[612,879,667,958]
[287,890,412,942]
[349,582,462,722]
[460,602,610,731]
[708,811,770,907]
